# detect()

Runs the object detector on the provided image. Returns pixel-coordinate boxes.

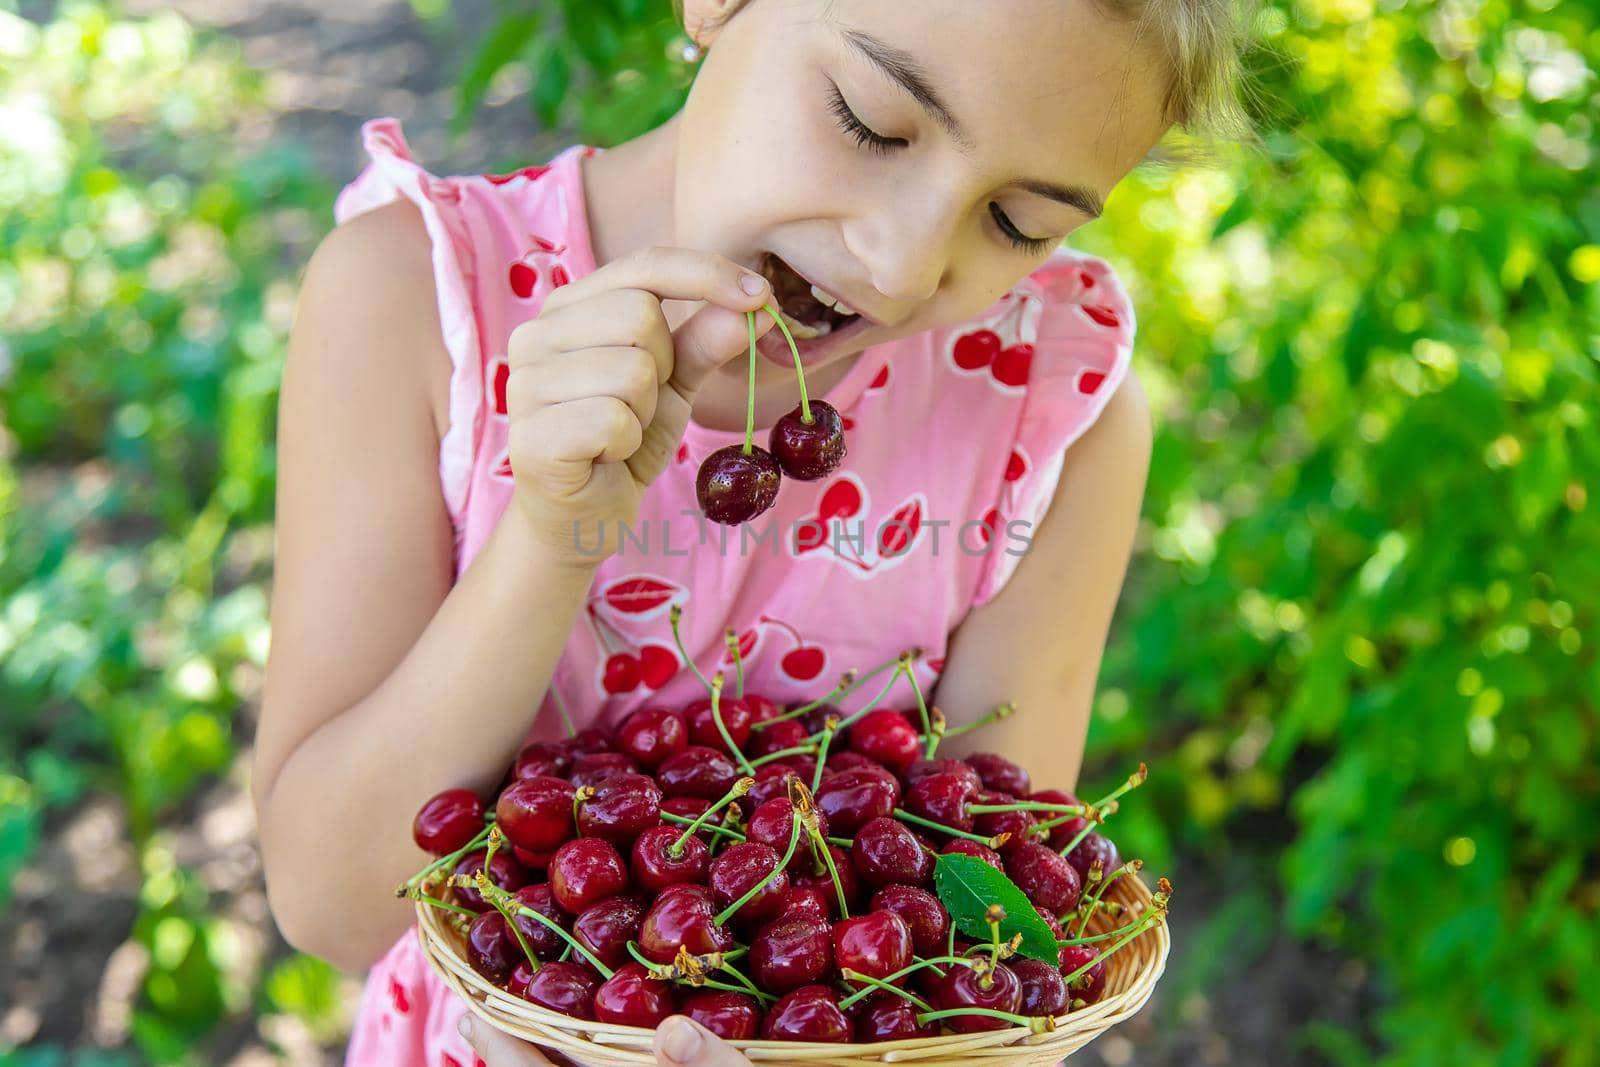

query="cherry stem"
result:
[1058,909,1152,947]
[1027,813,1083,838]
[1089,763,1148,813]
[916,1007,1038,1029]
[714,812,802,926]
[937,702,1016,743]
[472,876,615,979]
[809,719,841,794]
[898,652,935,757]
[399,824,493,895]
[893,808,1008,847]
[1074,860,1142,939]
[747,744,821,769]
[669,604,715,696]
[740,311,760,452]
[809,819,851,920]
[1060,908,1164,987]
[724,629,746,699]
[411,892,479,920]
[713,960,776,1004]
[836,956,974,1010]
[671,777,755,856]
[761,302,811,422]
[1057,819,1100,859]
[767,671,856,725]
[548,684,576,738]
[816,663,906,741]
[710,672,757,775]
[491,891,543,975]
[660,810,748,845]
[837,970,935,1012]
[825,835,854,848]
[968,801,1092,816]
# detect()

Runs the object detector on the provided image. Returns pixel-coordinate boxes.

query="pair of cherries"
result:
[695,305,848,525]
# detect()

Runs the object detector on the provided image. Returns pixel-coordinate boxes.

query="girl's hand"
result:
[504,246,776,564]
[460,1012,755,1067]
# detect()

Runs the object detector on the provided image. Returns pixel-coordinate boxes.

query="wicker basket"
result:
[415,874,1170,1067]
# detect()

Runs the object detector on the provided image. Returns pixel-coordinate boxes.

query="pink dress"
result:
[334,118,1137,1065]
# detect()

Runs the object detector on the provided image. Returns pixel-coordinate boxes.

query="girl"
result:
[252,0,1251,1064]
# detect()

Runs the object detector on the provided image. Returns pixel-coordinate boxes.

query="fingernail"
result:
[662,1017,704,1062]
[457,1014,473,1040]
[740,271,767,296]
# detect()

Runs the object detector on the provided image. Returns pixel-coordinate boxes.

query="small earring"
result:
[679,40,704,64]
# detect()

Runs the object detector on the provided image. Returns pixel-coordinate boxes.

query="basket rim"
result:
[415,872,1171,1058]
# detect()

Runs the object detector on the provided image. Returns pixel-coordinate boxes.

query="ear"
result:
[680,0,748,49]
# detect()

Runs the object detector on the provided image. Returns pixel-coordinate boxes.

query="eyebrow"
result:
[837,26,1105,220]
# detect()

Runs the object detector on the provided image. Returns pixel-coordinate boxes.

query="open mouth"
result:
[759,253,861,340]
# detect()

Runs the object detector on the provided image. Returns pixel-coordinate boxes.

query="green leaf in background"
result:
[932,852,1060,965]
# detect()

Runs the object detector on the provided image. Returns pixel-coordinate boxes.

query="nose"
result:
[847,203,955,310]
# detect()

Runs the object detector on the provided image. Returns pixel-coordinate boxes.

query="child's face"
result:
[675,0,1169,361]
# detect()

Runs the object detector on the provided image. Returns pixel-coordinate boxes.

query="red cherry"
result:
[615,707,687,768]
[953,328,1001,370]
[465,910,520,984]
[511,741,571,780]
[931,962,1022,1033]
[630,824,710,892]
[749,719,809,760]
[517,960,597,1019]
[745,797,829,865]
[744,693,783,723]
[966,752,1032,795]
[547,838,630,914]
[850,816,934,888]
[1028,789,1089,849]
[508,261,538,299]
[991,343,1033,387]
[832,910,912,982]
[451,849,532,912]
[856,994,938,1041]
[940,839,1005,871]
[683,696,754,756]
[602,653,641,694]
[508,883,570,959]
[637,644,678,689]
[569,752,639,790]
[1006,842,1083,914]
[1012,957,1069,1017]
[571,895,646,971]
[709,842,789,926]
[1065,831,1121,886]
[495,776,576,853]
[972,790,1036,854]
[680,990,763,1039]
[593,963,675,1027]
[789,844,862,916]
[769,401,847,481]
[412,788,485,856]
[637,883,734,963]
[777,885,832,925]
[565,728,615,756]
[657,745,740,800]
[696,445,781,525]
[575,772,661,842]
[1058,943,1109,1005]
[903,758,981,793]
[762,985,851,1042]
[903,771,978,835]
[868,885,950,957]
[814,767,901,835]
[749,916,834,993]
[846,709,922,775]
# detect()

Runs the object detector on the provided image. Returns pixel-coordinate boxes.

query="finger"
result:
[666,301,778,400]
[509,346,660,431]
[460,1012,558,1066]
[513,288,674,384]
[513,396,643,495]
[540,245,772,319]
[654,1016,753,1067]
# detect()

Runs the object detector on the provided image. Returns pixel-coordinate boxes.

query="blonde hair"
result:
[680,0,1259,162]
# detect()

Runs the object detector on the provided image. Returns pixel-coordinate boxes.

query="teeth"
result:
[778,308,833,340]
[808,282,856,319]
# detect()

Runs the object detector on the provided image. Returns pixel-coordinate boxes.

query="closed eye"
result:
[826,82,904,156]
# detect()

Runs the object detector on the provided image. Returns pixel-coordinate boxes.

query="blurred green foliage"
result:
[2,0,1595,1064]
[440,0,1600,1063]
[0,3,346,1062]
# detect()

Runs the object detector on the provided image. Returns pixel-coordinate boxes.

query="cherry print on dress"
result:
[592,575,685,620]
[390,977,411,1014]
[1080,304,1121,329]
[760,615,828,683]
[484,164,552,185]
[946,295,1032,391]
[508,261,539,299]
[1077,369,1107,395]
[866,363,891,392]
[491,447,513,480]
[508,235,570,301]
[490,358,510,416]
[1004,447,1030,483]
[877,494,926,561]
[586,604,679,697]
[722,627,760,665]
[675,442,690,465]
[793,473,869,556]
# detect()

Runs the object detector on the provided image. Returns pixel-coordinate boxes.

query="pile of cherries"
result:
[403,643,1163,1045]
[695,304,847,525]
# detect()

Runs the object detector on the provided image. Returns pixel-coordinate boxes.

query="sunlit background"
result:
[1,0,1595,1063]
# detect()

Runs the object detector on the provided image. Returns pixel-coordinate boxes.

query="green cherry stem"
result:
[1061,908,1165,987]
[710,672,757,776]
[399,823,493,895]
[724,629,746,699]
[412,893,479,920]
[837,970,935,1012]
[893,808,1009,847]
[936,702,1016,743]
[967,801,1092,816]
[916,1007,1041,1030]
[742,310,759,452]
[761,301,811,422]
[660,810,748,845]
[1089,763,1148,813]
[549,684,577,738]
[810,719,841,794]
[1057,818,1101,859]
[1074,860,1143,939]
[771,671,857,724]
[898,651,936,756]
[714,813,802,926]
[811,820,851,920]
[714,960,776,1004]
[836,956,975,1011]
[472,876,615,979]
[669,604,715,696]
[671,777,755,855]
[748,744,821,770]
[816,662,907,741]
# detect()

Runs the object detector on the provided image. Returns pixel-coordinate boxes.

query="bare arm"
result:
[932,370,1153,791]
[251,201,599,972]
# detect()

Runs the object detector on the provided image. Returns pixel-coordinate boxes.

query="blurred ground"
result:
[2,1,1374,1063]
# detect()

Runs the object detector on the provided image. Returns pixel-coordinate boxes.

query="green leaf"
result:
[932,852,1060,964]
